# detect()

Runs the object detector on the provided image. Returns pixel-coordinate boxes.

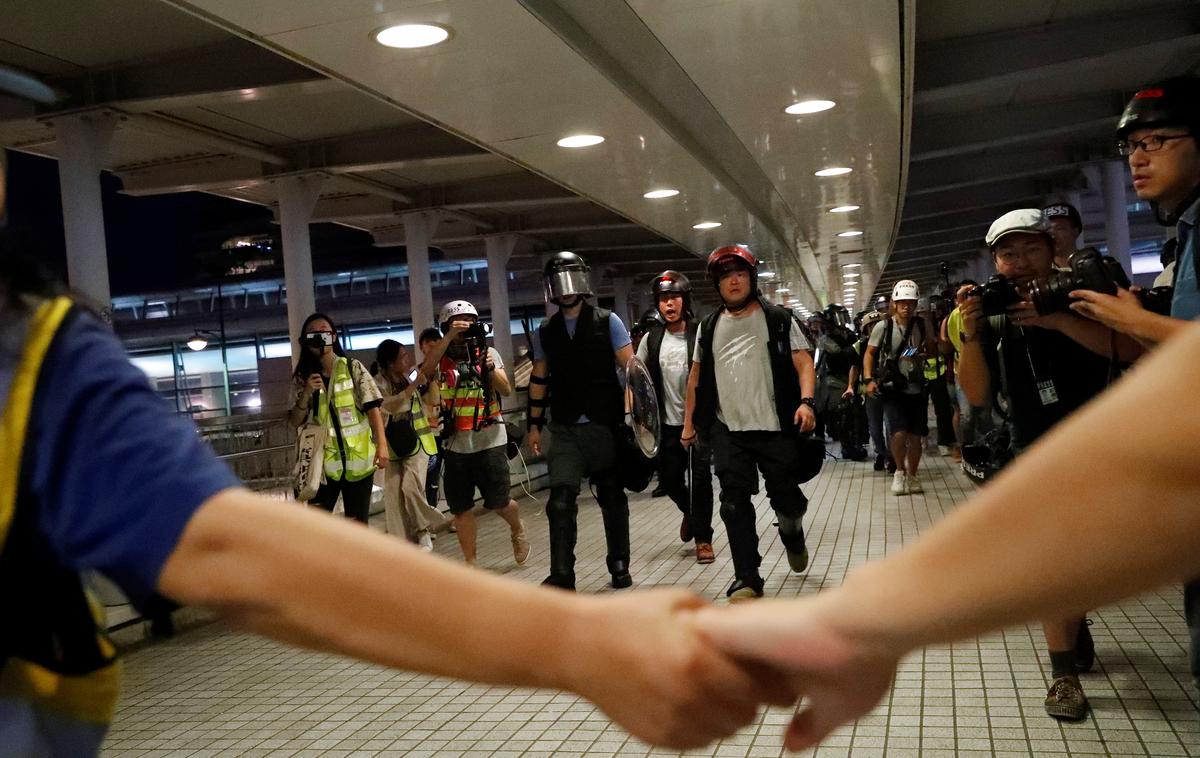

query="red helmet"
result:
[706,244,757,277]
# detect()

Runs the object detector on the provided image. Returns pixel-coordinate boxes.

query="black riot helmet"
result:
[543,251,592,305]
[1117,77,1200,139]
[650,270,694,320]
[822,303,850,329]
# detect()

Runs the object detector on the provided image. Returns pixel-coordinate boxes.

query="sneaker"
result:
[511,529,530,566]
[873,454,886,471]
[891,471,908,495]
[1044,675,1089,721]
[695,542,716,564]
[726,578,764,603]
[679,515,692,543]
[907,474,923,493]
[938,445,951,457]
[651,483,668,498]
[417,532,434,552]
[786,545,810,573]
[1076,618,1095,673]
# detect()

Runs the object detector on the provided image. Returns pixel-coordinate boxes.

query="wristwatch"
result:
[800,397,816,408]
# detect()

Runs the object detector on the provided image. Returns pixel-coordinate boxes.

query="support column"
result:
[1064,190,1084,247]
[403,212,440,359]
[485,234,518,369]
[1101,161,1133,273]
[635,280,653,322]
[55,114,115,320]
[278,175,325,352]
[611,276,632,327]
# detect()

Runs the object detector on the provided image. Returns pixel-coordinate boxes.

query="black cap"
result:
[1117,77,1200,138]
[1043,203,1083,232]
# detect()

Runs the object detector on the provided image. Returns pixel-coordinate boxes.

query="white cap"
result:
[891,279,919,302]
[438,300,478,326]
[986,209,1050,247]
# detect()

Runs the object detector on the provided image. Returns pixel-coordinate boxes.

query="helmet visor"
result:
[545,265,592,301]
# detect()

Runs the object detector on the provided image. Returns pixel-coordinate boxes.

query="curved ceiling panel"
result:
[164,0,909,309]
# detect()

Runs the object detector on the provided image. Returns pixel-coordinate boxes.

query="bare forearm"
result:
[491,367,513,397]
[830,324,1200,655]
[1131,312,1190,347]
[1054,316,1144,362]
[794,352,815,397]
[160,490,596,690]
[683,365,700,430]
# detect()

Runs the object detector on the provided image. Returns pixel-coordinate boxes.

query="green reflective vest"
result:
[315,357,376,481]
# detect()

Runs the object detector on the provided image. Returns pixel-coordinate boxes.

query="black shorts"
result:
[883,392,929,436]
[443,447,512,514]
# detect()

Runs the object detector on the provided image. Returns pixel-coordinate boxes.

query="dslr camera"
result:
[966,275,1023,317]
[1026,249,1174,316]
[461,320,492,351]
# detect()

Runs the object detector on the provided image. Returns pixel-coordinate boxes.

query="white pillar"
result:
[1064,190,1084,248]
[1102,161,1133,273]
[55,114,115,320]
[403,212,440,359]
[278,175,325,351]
[611,276,632,327]
[485,234,517,370]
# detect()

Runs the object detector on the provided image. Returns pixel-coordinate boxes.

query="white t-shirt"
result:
[692,308,809,432]
[636,327,689,426]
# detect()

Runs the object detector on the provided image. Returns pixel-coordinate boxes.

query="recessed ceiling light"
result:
[842,263,862,268]
[815,167,853,177]
[837,230,864,237]
[785,99,836,115]
[777,287,790,293]
[374,23,452,48]
[693,221,722,230]
[556,134,605,148]
[843,273,860,279]
[830,205,860,213]
[760,270,776,279]
[643,188,679,199]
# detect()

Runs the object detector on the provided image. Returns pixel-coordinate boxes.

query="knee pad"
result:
[594,480,628,510]
[718,490,751,522]
[546,487,578,519]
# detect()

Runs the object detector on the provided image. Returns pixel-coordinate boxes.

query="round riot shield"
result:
[625,355,661,458]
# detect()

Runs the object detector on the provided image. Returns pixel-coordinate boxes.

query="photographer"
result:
[851,311,893,472]
[435,300,529,567]
[1043,202,1086,270]
[957,209,1142,721]
[288,312,387,523]
[636,271,716,564]
[863,281,937,496]
[1068,78,1200,347]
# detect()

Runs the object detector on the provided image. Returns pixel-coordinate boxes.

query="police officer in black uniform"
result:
[526,252,636,591]
[813,304,867,460]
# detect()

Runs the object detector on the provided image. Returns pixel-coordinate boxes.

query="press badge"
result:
[340,407,357,426]
[1037,380,1059,406]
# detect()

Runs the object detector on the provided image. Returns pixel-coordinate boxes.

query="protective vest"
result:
[0,297,122,729]
[693,298,801,436]
[315,357,376,482]
[644,321,697,419]
[815,328,856,382]
[440,353,503,434]
[538,303,623,426]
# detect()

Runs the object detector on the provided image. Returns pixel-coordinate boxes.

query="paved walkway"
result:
[102,451,1199,757]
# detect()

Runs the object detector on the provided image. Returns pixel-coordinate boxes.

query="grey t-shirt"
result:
[445,346,508,454]
[636,327,689,426]
[867,316,928,396]
[692,308,809,432]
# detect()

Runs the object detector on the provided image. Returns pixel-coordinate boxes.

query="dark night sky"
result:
[2,150,395,296]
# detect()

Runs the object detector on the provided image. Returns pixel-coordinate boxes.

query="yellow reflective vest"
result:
[315,357,376,482]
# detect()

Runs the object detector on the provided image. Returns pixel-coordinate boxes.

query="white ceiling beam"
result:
[124,112,288,165]
[116,155,266,195]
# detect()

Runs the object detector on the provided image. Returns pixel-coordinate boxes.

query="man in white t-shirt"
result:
[682,245,817,602]
[636,271,715,565]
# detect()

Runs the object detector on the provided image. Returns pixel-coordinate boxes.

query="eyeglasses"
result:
[1117,133,1192,156]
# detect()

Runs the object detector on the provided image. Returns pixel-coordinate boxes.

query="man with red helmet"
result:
[682,245,817,601]
[636,271,716,564]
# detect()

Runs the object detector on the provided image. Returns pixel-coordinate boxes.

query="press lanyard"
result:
[1018,327,1059,406]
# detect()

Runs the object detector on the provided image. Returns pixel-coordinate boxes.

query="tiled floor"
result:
[103,451,1199,757]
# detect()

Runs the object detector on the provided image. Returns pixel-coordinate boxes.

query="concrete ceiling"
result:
[0,0,913,316]
[879,0,1200,298]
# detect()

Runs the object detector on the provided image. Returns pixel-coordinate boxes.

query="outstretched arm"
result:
[159,489,795,749]
[696,322,1200,751]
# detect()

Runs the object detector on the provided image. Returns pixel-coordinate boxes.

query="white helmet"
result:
[438,300,478,331]
[891,280,920,302]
